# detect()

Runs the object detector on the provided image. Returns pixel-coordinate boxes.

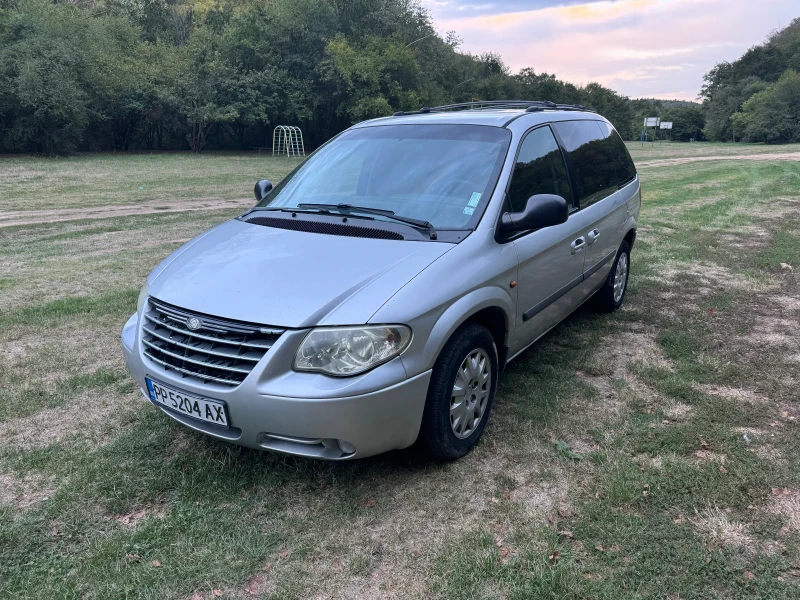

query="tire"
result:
[418,323,499,461]
[593,240,631,313]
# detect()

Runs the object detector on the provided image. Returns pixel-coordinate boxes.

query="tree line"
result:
[0,1,797,155]
[702,17,800,143]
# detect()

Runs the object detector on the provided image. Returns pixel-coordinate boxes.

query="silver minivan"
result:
[121,101,640,461]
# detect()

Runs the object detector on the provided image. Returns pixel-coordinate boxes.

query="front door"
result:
[507,125,588,354]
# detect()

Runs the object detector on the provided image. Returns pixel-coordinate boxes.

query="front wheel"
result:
[593,240,630,313]
[418,323,499,461]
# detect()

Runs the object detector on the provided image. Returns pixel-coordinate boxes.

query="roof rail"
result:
[393,100,588,116]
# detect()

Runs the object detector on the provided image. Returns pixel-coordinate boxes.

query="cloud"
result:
[426,1,610,19]
[423,0,798,100]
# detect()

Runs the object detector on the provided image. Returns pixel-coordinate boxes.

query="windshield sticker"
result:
[468,192,482,207]
[463,206,475,215]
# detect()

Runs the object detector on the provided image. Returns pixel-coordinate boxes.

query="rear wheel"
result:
[593,240,630,313]
[419,323,498,461]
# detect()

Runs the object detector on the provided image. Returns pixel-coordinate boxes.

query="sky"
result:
[421,0,799,100]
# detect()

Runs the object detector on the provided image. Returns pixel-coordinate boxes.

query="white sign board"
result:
[660,122,673,130]
[644,117,660,127]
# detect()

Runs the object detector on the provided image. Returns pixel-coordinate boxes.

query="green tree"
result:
[513,69,582,105]
[0,0,652,153]
[580,83,634,139]
[731,70,800,143]
[662,104,706,142]
[323,33,422,122]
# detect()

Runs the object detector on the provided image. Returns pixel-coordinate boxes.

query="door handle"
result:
[587,228,600,244]
[570,236,586,254]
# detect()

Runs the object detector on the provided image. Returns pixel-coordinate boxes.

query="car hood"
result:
[147,219,452,328]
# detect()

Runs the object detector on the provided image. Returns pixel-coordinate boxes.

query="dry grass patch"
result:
[663,400,693,421]
[650,195,724,218]
[751,444,785,463]
[2,321,125,376]
[0,471,56,511]
[181,566,276,600]
[744,196,800,221]
[718,224,773,250]
[770,293,800,311]
[0,198,253,228]
[698,385,770,406]
[508,471,572,523]
[0,388,141,449]
[636,153,800,168]
[691,505,754,550]
[646,260,774,296]
[692,450,727,464]
[634,452,692,470]
[745,315,800,350]
[112,501,170,528]
[685,179,726,191]
[768,489,800,534]
[732,426,768,437]
[578,324,673,420]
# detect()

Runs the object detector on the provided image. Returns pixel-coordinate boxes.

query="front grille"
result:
[141,298,284,387]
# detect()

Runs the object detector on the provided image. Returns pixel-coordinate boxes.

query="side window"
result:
[507,126,573,213]
[552,120,617,209]
[597,121,637,187]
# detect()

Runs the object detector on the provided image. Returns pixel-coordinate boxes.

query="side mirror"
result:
[499,194,569,236]
[254,179,273,201]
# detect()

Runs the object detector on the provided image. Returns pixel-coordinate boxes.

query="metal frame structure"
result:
[659,121,673,142]
[640,117,661,145]
[272,125,306,158]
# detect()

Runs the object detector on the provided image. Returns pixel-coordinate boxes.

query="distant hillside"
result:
[702,18,800,142]
[635,99,700,108]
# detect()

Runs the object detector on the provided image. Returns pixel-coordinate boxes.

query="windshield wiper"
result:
[253,206,332,215]
[297,203,437,239]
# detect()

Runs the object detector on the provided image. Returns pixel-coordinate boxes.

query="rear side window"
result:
[597,121,637,187]
[552,120,617,209]
[507,126,573,213]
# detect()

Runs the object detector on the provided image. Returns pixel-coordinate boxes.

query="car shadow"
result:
[179,299,606,486]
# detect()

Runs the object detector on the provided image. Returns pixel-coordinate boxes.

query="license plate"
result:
[145,378,229,427]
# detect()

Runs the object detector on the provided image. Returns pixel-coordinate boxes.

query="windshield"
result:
[257,124,511,229]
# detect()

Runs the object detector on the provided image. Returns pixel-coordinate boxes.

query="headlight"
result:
[137,283,149,314]
[293,325,411,377]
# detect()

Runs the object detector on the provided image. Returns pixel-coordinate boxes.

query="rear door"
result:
[552,120,628,286]
[507,125,589,354]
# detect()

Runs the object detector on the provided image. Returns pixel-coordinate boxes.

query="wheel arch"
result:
[623,227,637,250]
[463,306,510,372]
[409,287,513,377]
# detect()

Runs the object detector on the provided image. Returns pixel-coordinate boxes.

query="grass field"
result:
[1,142,799,599]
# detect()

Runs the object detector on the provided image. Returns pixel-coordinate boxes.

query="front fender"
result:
[399,285,514,377]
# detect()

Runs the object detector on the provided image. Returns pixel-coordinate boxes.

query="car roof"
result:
[353,108,606,129]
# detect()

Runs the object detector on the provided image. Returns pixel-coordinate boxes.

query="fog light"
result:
[337,439,356,455]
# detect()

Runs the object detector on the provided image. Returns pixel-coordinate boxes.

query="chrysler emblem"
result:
[186,317,202,330]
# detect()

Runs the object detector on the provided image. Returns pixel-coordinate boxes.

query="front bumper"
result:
[121,313,431,459]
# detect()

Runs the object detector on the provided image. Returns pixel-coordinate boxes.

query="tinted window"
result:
[597,121,637,186]
[507,126,573,213]
[552,120,617,208]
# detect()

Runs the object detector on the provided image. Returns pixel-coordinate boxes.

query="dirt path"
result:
[0,198,254,228]
[636,152,800,168]
[5,153,799,227]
